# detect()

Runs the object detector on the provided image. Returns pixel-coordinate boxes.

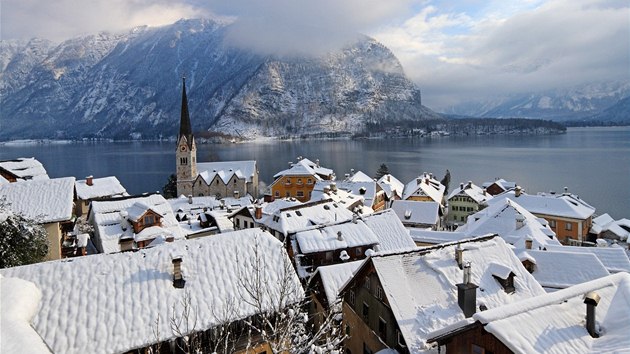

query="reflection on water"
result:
[1,127,628,219]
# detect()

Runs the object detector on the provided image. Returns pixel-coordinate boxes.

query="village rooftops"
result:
[402,173,446,203]
[489,190,596,220]
[318,170,379,208]
[343,236,545,352]
[448,181,492,204]
[376,174,404,200]
[0,229,304,354]
[472,272,630,353]
[75,176,127,200]
[457,198,561,250]
[273,157,333,180]
[591,213,630,241]
[482,178,516,191]
[310,182,370,213]
[197,160,257,184]
[518,249,610,290]
[545,245,630,273]
[259,199,354,237]
[0,157,49,181]
[0,176,75,223]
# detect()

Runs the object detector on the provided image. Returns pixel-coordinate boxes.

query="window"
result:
[297,178,303,185]
[376,286,384,300]
[355,247,362,256]
[250,222,254,228]
[275,191,280,197]
[286,191,291,198]
[565,222,573,231]
[180,157,188,165]
[233,179,237,185]
[378,317,387,339]
[325,251,333,262]
[549,219,556,228]
[364,276,371,290]
[345,324,351,336]
[307,178,313,184]
[236,219,240,228]
[348,290,355,305]
[144,215,155,225]
[216,180,219,185]
[297,190,304,197]
[362,302,369,321]
[471,344,486,354]
[397,330,406,347]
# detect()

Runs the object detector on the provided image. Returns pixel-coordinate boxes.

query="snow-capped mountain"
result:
[0,18,439,140]
[443,81,630,121]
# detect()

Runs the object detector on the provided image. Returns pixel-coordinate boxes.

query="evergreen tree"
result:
[441,169,451,194]
[0,202,49,268]
[163,174,177,198]
[375,163,390,179]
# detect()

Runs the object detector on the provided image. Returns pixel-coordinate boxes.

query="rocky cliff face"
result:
[0,18,439,140]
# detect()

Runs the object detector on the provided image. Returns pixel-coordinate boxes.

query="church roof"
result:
[178,77,193,149]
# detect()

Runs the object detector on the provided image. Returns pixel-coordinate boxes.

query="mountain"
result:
[585,96,630,124]
[443,81,630,121]
[0,19,440,140]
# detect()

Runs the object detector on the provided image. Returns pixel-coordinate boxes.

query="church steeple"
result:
[179,77,193,149]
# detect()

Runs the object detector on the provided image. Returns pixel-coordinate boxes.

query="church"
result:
[176,78,259,199]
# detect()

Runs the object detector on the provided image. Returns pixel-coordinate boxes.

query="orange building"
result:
[270,157,334,202]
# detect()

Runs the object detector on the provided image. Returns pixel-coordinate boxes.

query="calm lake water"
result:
[1,127,628,219]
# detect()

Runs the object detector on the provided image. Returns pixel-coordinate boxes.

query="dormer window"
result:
[493,274,516,293]
[489,262,516,293]
[144,215,156,226]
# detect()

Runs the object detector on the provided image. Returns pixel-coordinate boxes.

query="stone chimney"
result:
[455,244,464,269]
[525,236,533,250]
[584,291,600,338]
[255,205,263,219]
[337,231,343,241]
[172,257,185,288]
[86,175,93,186]
[457,262,477,318]
[516,214,525,230]
[330,183,337,191]
[188,195,193,204]
[387,175,390,182]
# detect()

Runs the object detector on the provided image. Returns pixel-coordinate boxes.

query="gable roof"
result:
[409,229,469,245]
[197,160,257,184]
[457,199,561,250]
[311,261,364,306]
[353,236,545,352]
[402,173,445,203]
[482,178,516,191]
[520,249,610,290]
[474,272,630,354]
[390,200,441,226]
[545,245,630,273]
[0,157,49,181]
[273,158,333,180]
[489,190,596,220]
[0,229,304,354]
[448,181,492,204]
[377,174,404,200]
[294,219,379,254]
[310,182,367,212]
[361,209,417,251]
[0,177,75,223]
[75,176,127,200]
[258,199,354,237]
[591,213,630,240]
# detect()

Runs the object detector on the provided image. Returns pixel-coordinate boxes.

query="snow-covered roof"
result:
[521,249,610,290]
[196,160,257,184]
[312,261,363,306]
[0,177,75,223]
[75,176,127,200]
[402,173,445,203]
[168,195,220,217]
[361,209,416,251]
[390,200,440,226]
[0,275,50,354]
[258,200,354,237]
[457,199,561,250]
[545,245,630,273]
[408,229,469,245]
[297,157,334,177]
[323,172,379,208]
[377,174,404,200]
[0,229,304,354]
[591,213,630,241]
[294,220,379,254]
[310,182,368,212]
[0,157,49,181]
[0,174,9,184]
[363,236,545,352]
[90,194,186,253]
[448,181,492,204]
[489,190,596,220]
[482,178,516,191]
[474,272,630,353]
[207,209,235,233]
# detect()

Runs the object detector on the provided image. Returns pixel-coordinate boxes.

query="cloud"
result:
[372,0,630,110]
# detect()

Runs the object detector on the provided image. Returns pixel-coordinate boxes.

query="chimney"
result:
[457,262,477,318]
[220,199,226,210]
[233,190,240,198]
[352,214,358,224]
[516,214,525,229]
[119,238,134,252]
[584,291,600,338]
[330,183,337,191]
[316,159,320,167]
[467,181,472,189]
[350,168,355,176]
[337,231,343,241]
[417,177,422,185]
[525,236,533,250]
[359,187,367,195]
[172,257,185,288]
[387,175,390,182]
[564,186,569,195]
[86,175,94,186]
[188,195,193,204]
[455,244,464,269]
[255,205,263,219]
[460,183,464,191]
[515,186,522,197]
[483,188,487,196]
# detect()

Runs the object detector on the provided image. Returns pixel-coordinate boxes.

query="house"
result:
[310,181,372,214]
[390,200,442,229]
[447,181,492,226]
[376,174,405,206]
[0,157,49,182]
[89,194,186,253]
[0,177,76,260]
[457,199,561,250]
[0,229,304,354]
[329,170,387,211]
[545,244,630,273]
[430,273,630,353]
[590,213,630,242]
[175,78,259,198]
[74,175,127,216]
[489,188,596,244]
[168,195,250,237]
[229,198,303,232]
[482,178,516,196]
[517,249,610,291]
[402,172,446,206]
[338,235,546,354]
[270,157,334,202]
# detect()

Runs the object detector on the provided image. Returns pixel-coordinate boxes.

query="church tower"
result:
[176,77,197,197]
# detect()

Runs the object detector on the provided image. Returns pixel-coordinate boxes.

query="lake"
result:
[1,127,628,219]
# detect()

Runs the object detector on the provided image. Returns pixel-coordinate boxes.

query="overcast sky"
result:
[2,0,628,110]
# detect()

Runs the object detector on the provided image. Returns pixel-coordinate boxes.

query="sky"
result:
[1,0,628,110]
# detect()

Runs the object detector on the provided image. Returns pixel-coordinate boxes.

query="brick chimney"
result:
[172,257,185,288]
[457,262,477,318]
[584,291,600,338]
[255,205,263,219]
[86,175,93,186]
